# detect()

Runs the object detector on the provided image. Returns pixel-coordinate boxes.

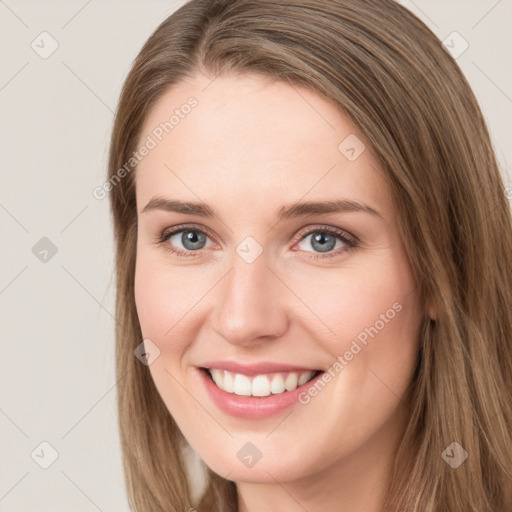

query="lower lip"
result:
[197,367,324,419]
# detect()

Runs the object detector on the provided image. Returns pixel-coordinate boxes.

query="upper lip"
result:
[199,360,322,376]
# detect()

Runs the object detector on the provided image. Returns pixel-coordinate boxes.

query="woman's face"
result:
[134,72,423,487]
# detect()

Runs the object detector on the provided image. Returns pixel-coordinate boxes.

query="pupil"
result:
[312,233,335,253]
[183,230,205,250]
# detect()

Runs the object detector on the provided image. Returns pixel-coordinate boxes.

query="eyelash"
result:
[155,223,359,261]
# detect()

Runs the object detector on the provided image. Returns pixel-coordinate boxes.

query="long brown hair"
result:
[107,1,512,510]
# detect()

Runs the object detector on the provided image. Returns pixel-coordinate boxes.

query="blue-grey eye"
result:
[173,230,208,251]
[298,231,344,253]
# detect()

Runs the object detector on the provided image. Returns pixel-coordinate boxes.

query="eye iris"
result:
[182,230,206,250]
[311,232,336,253]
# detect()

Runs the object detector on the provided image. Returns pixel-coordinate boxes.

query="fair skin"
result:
[134,72,425,512]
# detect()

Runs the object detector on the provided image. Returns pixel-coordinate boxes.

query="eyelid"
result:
[157,223,217,244]
[294,224,359,245]
[157,223,358,243]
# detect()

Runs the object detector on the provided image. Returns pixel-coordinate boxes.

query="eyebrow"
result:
[141,196,383,220]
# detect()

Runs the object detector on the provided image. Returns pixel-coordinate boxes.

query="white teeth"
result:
[207,369,317,397]
[284,372,298,391]
[270,374,285,394]
[298,371,311,386]
[210,368,222,387]
[233,373,252,396]
[223,370,234,393]
[252,375,271,397]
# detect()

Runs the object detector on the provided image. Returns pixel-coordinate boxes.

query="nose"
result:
[210,250,289,347]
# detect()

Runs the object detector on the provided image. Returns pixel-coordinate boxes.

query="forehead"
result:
[135,72,391,220]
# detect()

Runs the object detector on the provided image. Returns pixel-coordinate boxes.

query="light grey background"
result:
[1,1,510,510]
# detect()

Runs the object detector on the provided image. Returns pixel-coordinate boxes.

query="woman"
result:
[107,0,512,510]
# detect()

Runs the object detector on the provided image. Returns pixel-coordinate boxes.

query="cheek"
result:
[134,256,197,412]
[291,256,422,416]
[134,243,200,328]
[133,253,192,357]
[292,262,418,353]
[134,250,222,374]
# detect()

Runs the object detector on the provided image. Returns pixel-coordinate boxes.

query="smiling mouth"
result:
[200,367,323,397]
